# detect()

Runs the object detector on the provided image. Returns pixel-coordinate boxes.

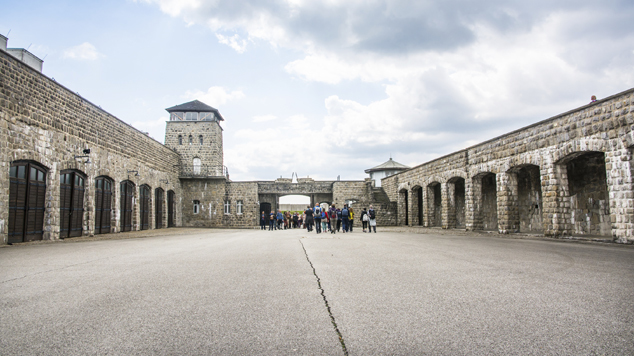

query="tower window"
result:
[199,135,203,145]
[189,135,193,144]
[200,113,214,121]
[193,158,201,175]
[193,200,200,214]
[178,135,182,145]
[186,112,198,121]
[171,112,184,121]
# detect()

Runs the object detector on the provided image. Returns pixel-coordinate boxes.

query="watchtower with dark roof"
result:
[164,100,225,178]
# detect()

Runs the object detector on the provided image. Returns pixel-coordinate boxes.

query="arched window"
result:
[189,135,193,144]
[193,158,202,175]
[120,180,135,232]
[178,135,182,145]
[199,135,203,145]
[139,184,151,231]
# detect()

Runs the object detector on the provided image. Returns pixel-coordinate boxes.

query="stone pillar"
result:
[424,185,432,227]
[410,188,420,226]
[497,172,519,234]
[605,147,634,243]
[467,177,483,230]
[441,183,449,229]
[446,182,456,229]
[542,161,570,237]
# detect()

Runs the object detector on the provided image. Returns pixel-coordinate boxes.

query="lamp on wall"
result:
[127,170,140,179]
[160,179,169,185]
[74,148,91,164]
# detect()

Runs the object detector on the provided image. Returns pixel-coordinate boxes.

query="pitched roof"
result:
[165,100,224,120]
[365,158,410,173]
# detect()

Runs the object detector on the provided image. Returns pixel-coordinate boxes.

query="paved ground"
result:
[1,228,632,355]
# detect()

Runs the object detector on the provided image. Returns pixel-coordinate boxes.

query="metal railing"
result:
[180,165,227,178]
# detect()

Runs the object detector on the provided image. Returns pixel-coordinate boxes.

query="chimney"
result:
[0,34,7,51]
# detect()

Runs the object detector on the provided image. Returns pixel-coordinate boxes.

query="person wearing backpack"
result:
[329,204,338,234]
[314,204,322,233]
[341,204,350,233]
[368,205,377,233]
[336,208,342,232]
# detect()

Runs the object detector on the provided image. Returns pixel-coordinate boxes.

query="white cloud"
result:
[183,86,245,107]
[216,33,248,53]
[62,42,103,60]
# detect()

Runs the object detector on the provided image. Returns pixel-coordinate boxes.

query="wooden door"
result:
[167,190,175,227]
[60,171,85,238]
[155,188,164,229]
[95,177,112,234]
[120,181,134,232]
[9,162,47,243]
[140,185,150,230]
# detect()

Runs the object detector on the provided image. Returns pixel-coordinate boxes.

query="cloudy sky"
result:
[2,0,634,182]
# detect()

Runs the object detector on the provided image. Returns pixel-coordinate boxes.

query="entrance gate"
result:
[140,185,151,230]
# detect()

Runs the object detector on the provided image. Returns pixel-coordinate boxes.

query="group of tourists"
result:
[259,204,377,233]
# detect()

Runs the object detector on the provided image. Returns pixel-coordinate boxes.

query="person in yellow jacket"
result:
[349,207,355,232]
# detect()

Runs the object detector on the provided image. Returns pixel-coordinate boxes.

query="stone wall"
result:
[0,50,182,244]
[382,87,634,243]
[181,179,259,227]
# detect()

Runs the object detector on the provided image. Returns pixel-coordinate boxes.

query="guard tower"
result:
[164,100,225,177]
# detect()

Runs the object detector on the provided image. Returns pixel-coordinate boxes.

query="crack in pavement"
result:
[300,240,349,356]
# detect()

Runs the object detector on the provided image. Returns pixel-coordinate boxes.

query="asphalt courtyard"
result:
[1,227,633,356]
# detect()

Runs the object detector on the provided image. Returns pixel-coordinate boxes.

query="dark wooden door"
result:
[120,181,134,232]
[155,188,164,229]
[95,177,112,234]
[167,190,175,227]
[60,171,85,238]
[140,185,150,230]
[260,202,271,216]
[9,162,47,243]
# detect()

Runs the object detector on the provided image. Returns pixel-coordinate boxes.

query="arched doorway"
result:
[95,176,113,235]
[448,177,465,229]
[8,161,47,243]
[60,170,86,238]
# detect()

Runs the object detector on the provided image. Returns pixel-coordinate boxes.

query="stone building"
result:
[381,88,634,243]
[1,37,632,244]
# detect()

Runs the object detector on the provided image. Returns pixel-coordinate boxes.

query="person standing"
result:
[329,204,338,234]
[341,204,350,233]
[368,205,377,233]
[361,208,368,232]
[260,211,266,230]
[304,205,314,232]
[277,210,284,230]
[349,207,355,232]
[336,207,342,232]
[269,211,275,231]
[314,204,322,234]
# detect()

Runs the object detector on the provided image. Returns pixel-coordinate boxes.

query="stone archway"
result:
[447,177,465,229]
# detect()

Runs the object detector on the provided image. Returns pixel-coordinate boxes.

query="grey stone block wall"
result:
[0,50,182,244]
